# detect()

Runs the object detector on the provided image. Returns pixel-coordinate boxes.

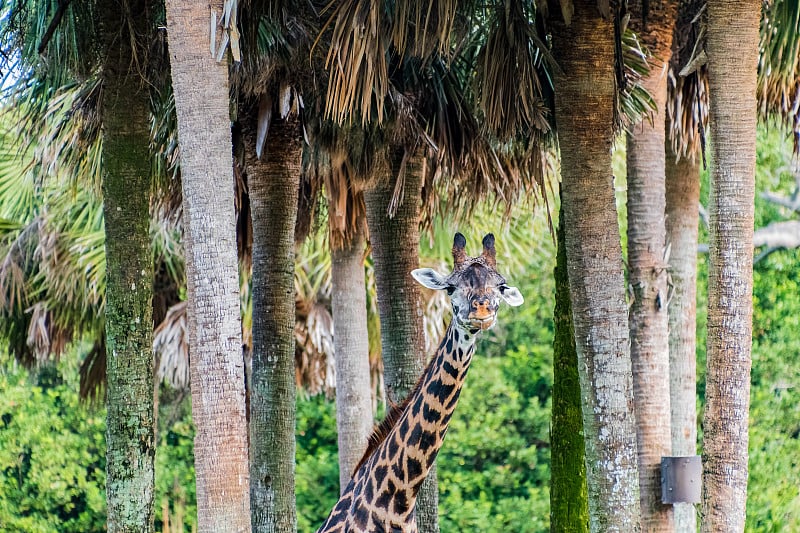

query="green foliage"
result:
[0,350,197,532]
[0,357,106,532]
[295,394,340,531]
[154,399,197,533]
[438,353,551,532]
[746,246,800,531]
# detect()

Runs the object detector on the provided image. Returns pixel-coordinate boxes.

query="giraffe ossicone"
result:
[316,232,523,533]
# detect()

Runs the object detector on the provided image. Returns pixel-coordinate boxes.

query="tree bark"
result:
[665,140,700,533]
[100,2,155,530]
[364,147,439,533]
[246,115,302,533]
[550,200,589,533]
[550,2,641,530]
[330,221,373,492]
[164,2,251,531]
[626,3,677,530]
[702,1,760,531]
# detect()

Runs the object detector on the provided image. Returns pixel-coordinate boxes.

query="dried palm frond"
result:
[320,0,462,125]
[154,301,189,390]
[79,339,106,402]
[758,0,800,152]
[618,27,657,130]
[474,0,554,142]
[667,0,708,162]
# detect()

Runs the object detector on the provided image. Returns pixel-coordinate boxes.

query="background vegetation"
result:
[1,127,798,531]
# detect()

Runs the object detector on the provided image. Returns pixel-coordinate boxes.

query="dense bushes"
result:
[0,362,106,532]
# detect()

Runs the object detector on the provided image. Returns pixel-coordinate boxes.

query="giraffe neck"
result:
[316,320,478,532]
[373,320,478,496]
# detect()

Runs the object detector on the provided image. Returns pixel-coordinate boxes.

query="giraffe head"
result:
[412,232,523,332]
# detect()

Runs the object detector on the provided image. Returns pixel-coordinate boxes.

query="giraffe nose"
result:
[469,298,496,321]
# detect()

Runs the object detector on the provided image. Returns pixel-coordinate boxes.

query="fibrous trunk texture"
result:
[331,222,373,492]
[364,148,438,533]
[164,2,251,530]
[626,2,677,530]
[550,2,641,530]
[550,201,589,533]
[101,2,155,530]
[665,141,700,533]
[702,1,760,531]
[247,115,302,533]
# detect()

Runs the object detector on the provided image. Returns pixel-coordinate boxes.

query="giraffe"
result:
[316,232,524,533]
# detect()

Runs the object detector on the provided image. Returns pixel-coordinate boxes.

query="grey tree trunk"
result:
[550,2,641,530]
[665,140,700,533]
[702,1,761,531]
[364,148,439,533]
[164,2,251,530]
[626,3,677,530]
[246,115,302,533]
[330,221,373,492]
[100,2,155,530]
[550,201,589,533]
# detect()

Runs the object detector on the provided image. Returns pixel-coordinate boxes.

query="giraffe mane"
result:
[351,352,439,476]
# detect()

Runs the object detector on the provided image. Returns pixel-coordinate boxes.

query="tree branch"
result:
[761,191,800,212]
[698,220,800,255]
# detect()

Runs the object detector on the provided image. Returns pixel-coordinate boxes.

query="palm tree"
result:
[321,3,560,526]
[665,3,707,529]
[163,1,251,530]
[239,98,303,532]
[702,1,761,530]
[546,1,641,529]
[1,2,160,529]
[624,2,678,530]
[232,4,326,528]
[318,150,374,492]
[97,2,157,531]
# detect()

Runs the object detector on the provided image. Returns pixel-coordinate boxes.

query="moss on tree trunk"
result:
[100,2,155,531]
[247,114,302,533]
[550,201,589,533]
[549,1,641,529]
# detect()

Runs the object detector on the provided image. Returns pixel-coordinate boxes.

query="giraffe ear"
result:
[411,268,449,290]
[500,285,524,306]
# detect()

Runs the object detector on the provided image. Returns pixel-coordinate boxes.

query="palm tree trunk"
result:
[626,3,677,530]
[550,2,641,530]
[364,147,439,533]
[550,200,589,533]
[330,220,373,492]
[665,139,700,533]
[702,1,760,530]
[247,115,302,533]
[164,2,251,530]
[100,3,155,530]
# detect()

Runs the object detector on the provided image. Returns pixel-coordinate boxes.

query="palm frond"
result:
[758,0,800,152]
[474,0,554,142]
[618,27,657,129]
[321,0,461,125]
[154,301,189,390]
[666,0,708,162]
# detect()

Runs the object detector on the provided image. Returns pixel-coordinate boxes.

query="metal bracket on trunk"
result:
[661,455,702,504]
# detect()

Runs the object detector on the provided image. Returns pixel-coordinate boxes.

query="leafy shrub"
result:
[0,362,106,532]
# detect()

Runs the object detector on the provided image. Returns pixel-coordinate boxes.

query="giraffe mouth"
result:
[468,315,496,331]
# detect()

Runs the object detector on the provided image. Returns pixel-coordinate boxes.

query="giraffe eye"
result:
[499,285,508,294]
[446,286,456,295]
